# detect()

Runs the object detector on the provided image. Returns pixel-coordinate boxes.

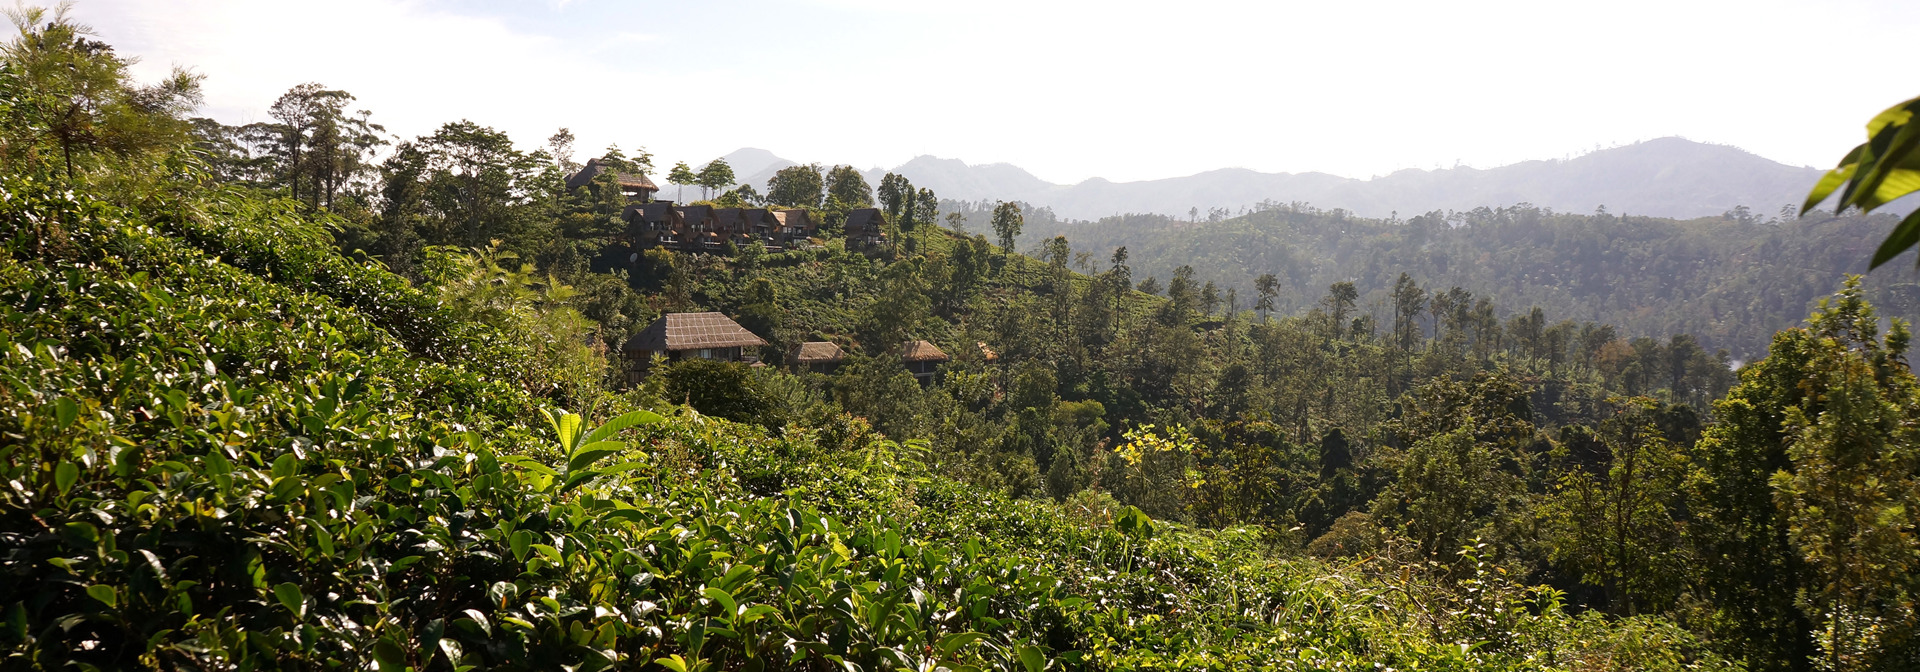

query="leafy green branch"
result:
[1806,95,1920,268]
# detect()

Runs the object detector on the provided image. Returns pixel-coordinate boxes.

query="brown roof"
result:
[900,340,949,362]
[713,208,746,231]
[846,208,884,232]
[623,312,767,353]
[678,205,715,228]
[775,209,813,229]
[567,158,659,192]
[793,341,845,363]
[625,202,681,225]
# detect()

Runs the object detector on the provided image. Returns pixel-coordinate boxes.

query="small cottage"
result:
[774,209,815,248]
[676,205,722,252]
[900,340,949,385]
[621,312,768,383]
[567,158,658,201]
[623,202,686,250]
[792,341,846,373]
[845,208,888,250]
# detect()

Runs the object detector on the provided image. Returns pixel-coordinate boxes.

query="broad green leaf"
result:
[2,602,26,643]
[543,408,583,450]
[54,462,78,496]
[703,586,738,617]
[937,632,986,658]
[373,639,406,671]
[273,582,304,619]
[1803,159,1857,214]
[1860,167,1920,212]
[499,455,557,475]
[1866,98,1918,137]
[1871,210,1920,269]
[463,609,492,636]
[1116,505,1154,540]
[54,397,78,429]
[510,529,532,563]
[561,470,600,494]
[654,655,690,672]
[85,584,116,609]
[313,524,334,557]
[580,409,664,445]
[1017,645,1047,672]
[566,443,623,474]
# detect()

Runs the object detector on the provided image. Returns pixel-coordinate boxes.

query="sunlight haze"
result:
[77,0,1920,183]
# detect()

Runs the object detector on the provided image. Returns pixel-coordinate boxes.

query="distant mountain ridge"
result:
[698,138,1828,221]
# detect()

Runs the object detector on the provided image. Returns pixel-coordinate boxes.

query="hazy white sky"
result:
[71,0,1920,184]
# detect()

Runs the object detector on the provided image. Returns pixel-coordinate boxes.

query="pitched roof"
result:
[625,201,680,224]
[713,208,746,230]
[793,341,845,363]
[623,312,767,353]
[900,340,949,362]
[846,208,883,231]
[775,209,813,229]
[678,204,713,220]
[567,158,659,192]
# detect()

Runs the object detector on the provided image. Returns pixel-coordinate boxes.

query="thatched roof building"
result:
[792,341,846,371]
[795,341,845,363]
[900,340,949,362]
[900,340,948,384]
[567,158,658,200]
[622,312,766,370]
[845,208,887,249]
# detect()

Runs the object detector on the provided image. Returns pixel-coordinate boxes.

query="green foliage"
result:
[1803,95,1920,268]
[1038,204,1920,360]
[0,5,201,185]
[992,201,1024,254]
[694,158,733,201]
[825,164,872,208]
[653,358,781,428]
[24,16,1915,672]
[766,163,823,208]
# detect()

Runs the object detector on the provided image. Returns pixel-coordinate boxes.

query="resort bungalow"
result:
[676,205,722,252]
[567,158,658,202]
[621,312,767,383]
[775,209,816,248]
[623,202,686,250]
[791,341,846,373]
[900,340,949,385]
[845,208,888,250]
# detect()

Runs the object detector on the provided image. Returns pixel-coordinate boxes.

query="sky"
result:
[69,0,1920,184]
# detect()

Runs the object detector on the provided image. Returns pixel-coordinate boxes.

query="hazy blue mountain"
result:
[722,138,1828,220]
[662,148,796,201]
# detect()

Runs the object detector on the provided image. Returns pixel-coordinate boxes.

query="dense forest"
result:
[4,7,1918,671]
[941,201,1920,362]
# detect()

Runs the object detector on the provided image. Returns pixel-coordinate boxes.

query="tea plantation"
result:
[0,176,1730,669]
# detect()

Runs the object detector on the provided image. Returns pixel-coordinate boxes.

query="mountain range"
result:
[683,138,1833,221]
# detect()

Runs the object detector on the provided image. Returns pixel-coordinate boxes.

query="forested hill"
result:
[711,137,1826,221]
[1017,203,1920,360]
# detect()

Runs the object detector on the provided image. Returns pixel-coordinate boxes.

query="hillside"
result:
[0,78,1732,672]
[11,10,1919,670]
[1016,204,1920,361]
